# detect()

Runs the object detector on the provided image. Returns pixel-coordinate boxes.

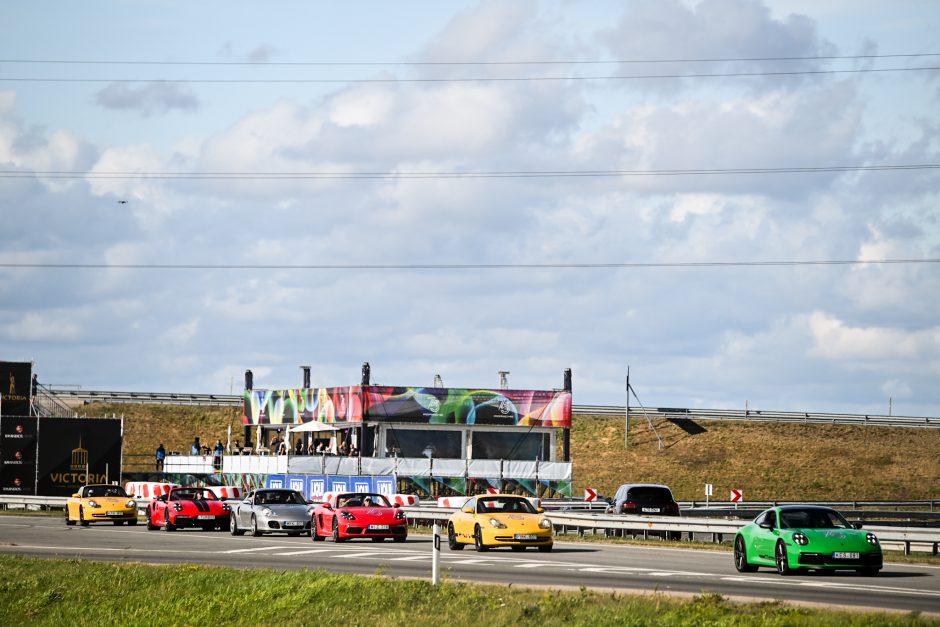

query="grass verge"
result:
[0,555,935,626]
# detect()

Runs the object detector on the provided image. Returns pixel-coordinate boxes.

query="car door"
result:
[238,492,254,527]
[752,510,779,563]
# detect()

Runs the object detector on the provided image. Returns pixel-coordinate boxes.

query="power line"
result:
[2,52,937,66]
[1,66,938,84]
[2,164,937,181]
[2,259,938,271]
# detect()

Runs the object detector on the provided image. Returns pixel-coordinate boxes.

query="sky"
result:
[1,0,939,416]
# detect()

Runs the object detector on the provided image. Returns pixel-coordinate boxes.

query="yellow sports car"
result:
[447,494,553,552]
[66,484,138,526]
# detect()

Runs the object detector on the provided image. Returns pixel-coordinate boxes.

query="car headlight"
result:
[395,509,406,520]
[341,511,357,521]
[88,500,100,508]
[222,503,231,511]
[126,500,137,509]
[174,503,183,511]
[793,532,809,546]
[488,518,507,529]
[867,532,879,546]
[261,507,275,517]
[538,518,552,530]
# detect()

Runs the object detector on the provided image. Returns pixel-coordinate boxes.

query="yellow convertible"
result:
[447,494,553,552]
[66,484,138,526]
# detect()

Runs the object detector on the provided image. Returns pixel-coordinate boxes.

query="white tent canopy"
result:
[287,421,340,434]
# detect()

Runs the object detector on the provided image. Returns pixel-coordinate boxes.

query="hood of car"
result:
[785,528,873,550]
[85,496,132,506]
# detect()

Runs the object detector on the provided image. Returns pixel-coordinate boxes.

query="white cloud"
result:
[807,311,939,361]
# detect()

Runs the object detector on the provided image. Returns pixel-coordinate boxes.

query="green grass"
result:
[0,555,934,626]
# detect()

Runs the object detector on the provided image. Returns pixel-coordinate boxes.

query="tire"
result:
[146,510,157,531]
[537,544,553,552]
[734,536,758,573]
[250,515,262,537]
[230,514,245,536]
[474,525,488,552]
[332,518,345,543]
[775,540,794,575]
[311,520,324,541]
[79,507,90,527]
[668,531,682,541]
[447,523,464,550]
[128,518,138,526]
[65,507,75,526]
[165,514,175,532]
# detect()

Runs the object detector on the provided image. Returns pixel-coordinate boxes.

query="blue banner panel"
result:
[285,474,306,494]
[306,476,327,500]
[327,476,352,492]
[373,476,395,496]
[265,474,286,489]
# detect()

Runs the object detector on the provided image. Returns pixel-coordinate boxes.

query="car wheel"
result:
[250,515,262,537]
[230,514,244,536]
[668,531,682,541]
[857,568,880,577]
[537,544,553,552]
[474,525,488,552]
[165,514,175,532]
[311,519,323,541]
[332,518,345,543]
[65,507,75,526]
[447,523,464,551]
[146,510,157,530]
[775,540,793,575]
[128,518,138,526]
[734,536,758,573]
[79,506,89,526]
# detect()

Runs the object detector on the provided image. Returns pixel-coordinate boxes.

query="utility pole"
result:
[625,366,630,449]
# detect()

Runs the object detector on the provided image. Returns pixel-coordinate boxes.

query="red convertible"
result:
[146,486,231,531]
[311,492,407,542]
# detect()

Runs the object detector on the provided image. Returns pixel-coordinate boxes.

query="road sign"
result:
[705,484,713,497]
[730,489,743,503]
[584,488,598,502]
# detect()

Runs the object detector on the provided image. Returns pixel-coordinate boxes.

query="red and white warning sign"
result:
[730,489,743,503]
[584,488,598,502]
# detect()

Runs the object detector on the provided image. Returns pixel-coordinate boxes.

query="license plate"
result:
[283,521,303,527]
[514,534,537,540]
[641,507,660,513]
[368,524,389,530]
[106,511,124,516]
[197,515,214,520]
[833,552,860,559]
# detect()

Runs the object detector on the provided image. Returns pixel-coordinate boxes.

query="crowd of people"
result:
[155,435,360,469]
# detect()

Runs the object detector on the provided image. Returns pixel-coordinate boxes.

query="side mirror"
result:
[852,522,863,530]
[394,503,401,508]
[72,493,80,498]
[462,506,474,514]
[537,507,545,513]
[758,521,774,530]
[243,498,252,505]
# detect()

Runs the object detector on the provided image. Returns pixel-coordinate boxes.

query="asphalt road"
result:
[1,514,938,616]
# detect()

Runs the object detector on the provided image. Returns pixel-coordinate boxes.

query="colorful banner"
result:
[0,415,38,494]
[244,385,572,428]
[365,387,571,428]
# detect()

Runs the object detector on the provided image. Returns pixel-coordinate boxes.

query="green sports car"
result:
[733,505,882,576]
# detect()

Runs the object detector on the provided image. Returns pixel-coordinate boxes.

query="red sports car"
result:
[146,486,231,531]
[310,492,408,542]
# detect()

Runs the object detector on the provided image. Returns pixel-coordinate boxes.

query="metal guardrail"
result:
[49,388,939,428]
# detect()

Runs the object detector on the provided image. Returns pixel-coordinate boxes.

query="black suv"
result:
[606,484,680,515]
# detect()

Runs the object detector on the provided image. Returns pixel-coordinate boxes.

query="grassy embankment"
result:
[0,556,934,626]
[93,401,940,502]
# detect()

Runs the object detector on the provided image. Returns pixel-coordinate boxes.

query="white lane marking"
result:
[340,552,382,558]
[449,558,495,565]
[386,555,430,562]
[274,549,333,556]
[223,546,294,554]
[513,563,543,568]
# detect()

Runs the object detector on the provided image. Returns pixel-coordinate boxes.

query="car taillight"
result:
[621,501,638,512]
[666,503,680,515]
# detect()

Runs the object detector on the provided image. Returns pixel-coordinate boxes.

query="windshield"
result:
[85,485,128,498]
[171,489,217,501]
[257,490,307,505]
[779,508,852,530]
[337,493,391,508]
[625,487,674,503]
[476,497,536,514]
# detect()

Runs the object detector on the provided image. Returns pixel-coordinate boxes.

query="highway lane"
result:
[1,515,938,616]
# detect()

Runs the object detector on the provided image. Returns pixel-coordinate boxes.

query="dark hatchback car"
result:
[606,484,681,539]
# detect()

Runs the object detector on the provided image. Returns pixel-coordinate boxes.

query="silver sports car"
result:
[230,488,313,537]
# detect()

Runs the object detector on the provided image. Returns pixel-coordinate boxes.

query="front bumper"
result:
[483,529,553,547]
[796,551,883,570]
[262,517,311,532]
[171,514,229,528]
[88,509,137,521]
[338,521,408,539]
